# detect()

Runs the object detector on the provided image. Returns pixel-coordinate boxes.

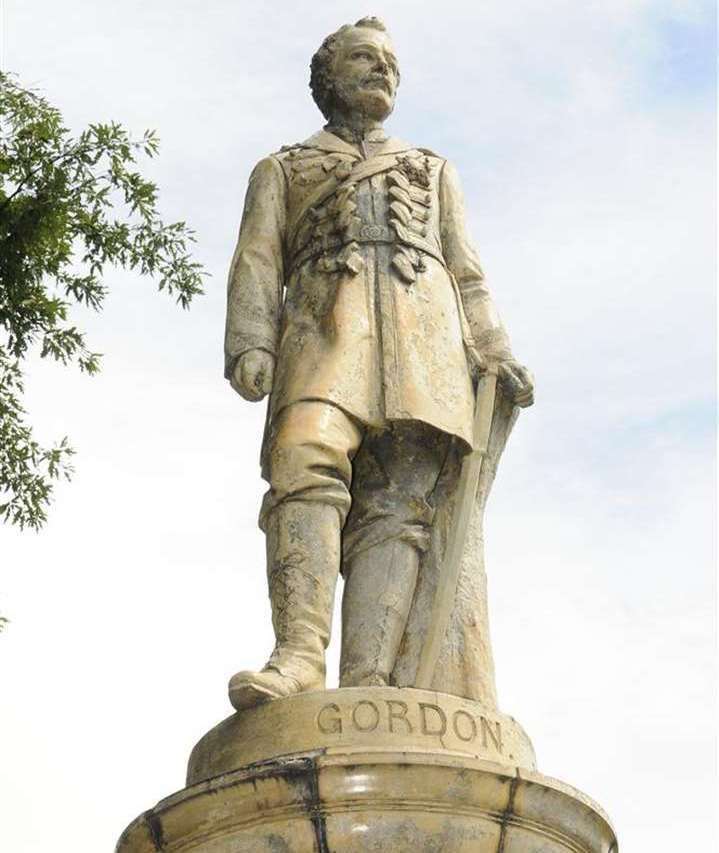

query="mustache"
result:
[362,74,392,93]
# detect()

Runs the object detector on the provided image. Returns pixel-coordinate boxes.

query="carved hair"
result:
[309,17,398,120]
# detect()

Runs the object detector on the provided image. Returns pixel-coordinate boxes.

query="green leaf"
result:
[0,71,207,531]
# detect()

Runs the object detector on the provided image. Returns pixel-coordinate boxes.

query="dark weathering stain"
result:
[496,775,518,853]
[268,833,292,853]
[144,809,165,851]
[241,753,329,852]
[140,753,329,852]
[294,755,330,852]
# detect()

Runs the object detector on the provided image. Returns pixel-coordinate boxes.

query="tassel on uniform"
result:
[339,242,364,275]
[391,247,417,284]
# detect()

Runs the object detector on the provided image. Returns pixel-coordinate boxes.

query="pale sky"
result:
[0,1,716,851]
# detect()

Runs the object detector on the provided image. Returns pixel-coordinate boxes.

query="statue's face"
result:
[331,27,399,121]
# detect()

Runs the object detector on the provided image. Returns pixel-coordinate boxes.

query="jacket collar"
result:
[298,129,416,159]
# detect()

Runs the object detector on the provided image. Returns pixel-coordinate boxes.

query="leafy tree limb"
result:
[0,71,206,530]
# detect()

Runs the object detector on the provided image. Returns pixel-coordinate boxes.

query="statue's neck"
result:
[325,111,385,144]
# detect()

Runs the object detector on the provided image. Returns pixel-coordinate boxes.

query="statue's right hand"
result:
[231,349,275,402]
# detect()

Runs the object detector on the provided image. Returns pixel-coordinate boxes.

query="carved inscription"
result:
[352,700,380,732]
[315,698,503,754]
[317,703,342,734]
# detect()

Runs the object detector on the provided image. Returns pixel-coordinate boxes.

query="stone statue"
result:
[117,18,619,852]
[224,15,534,711]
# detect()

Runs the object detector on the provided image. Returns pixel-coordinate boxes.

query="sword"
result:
[414,363,498,689]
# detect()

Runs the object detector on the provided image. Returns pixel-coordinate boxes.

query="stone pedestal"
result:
[116,688,617,852]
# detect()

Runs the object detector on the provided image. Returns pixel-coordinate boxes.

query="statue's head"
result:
[310,17,399,123]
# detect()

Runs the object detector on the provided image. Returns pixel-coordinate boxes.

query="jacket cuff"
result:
[472,328,513,362]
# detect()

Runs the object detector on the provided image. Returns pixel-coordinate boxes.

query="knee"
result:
[261,403,360,528]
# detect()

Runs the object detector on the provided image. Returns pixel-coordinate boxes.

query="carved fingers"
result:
[232,349,275,402]
[498,360,535,408]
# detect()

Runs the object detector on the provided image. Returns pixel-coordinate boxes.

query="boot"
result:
[339,538,419,687]
[229,501,341,710]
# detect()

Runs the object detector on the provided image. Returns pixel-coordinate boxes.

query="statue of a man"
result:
[224,16,533,711]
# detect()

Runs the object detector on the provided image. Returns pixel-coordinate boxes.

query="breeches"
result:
[260,401,451,565]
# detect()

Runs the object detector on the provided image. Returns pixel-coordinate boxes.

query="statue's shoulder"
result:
[269,132,360,189]
[269,134,347,176]
[246,138,320,174]
[242,154,287,195]
[387,138,445,160]
[407,144,445,161]
[383,142,447,193]
[273,142,310,160]
[246,142,332,188]
[273,130,348,160]
[385,141,448,184]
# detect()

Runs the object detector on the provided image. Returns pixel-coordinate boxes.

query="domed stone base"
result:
[116,688,617,852]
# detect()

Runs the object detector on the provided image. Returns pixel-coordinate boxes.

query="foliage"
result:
[0,71,205,530]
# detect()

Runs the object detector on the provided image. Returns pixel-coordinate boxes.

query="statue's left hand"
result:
[497,360,534,408]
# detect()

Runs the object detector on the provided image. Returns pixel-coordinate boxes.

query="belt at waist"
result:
[289,228,446,276]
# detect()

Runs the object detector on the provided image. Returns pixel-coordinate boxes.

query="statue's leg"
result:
[339,422,451,687]
[340,538,420,687]
[229,401,363,711]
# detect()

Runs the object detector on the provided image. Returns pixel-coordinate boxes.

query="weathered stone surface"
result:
[187,687,536,785]
[117,752,616,853]
[223,15,536,711]
[117,689,616,852]
[115,16,617,852]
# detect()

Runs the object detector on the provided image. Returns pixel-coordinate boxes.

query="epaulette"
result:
[275,143,309,157]
[414,146,443,159]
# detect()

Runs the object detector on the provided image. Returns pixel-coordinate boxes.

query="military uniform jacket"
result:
[224,129,512,449]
